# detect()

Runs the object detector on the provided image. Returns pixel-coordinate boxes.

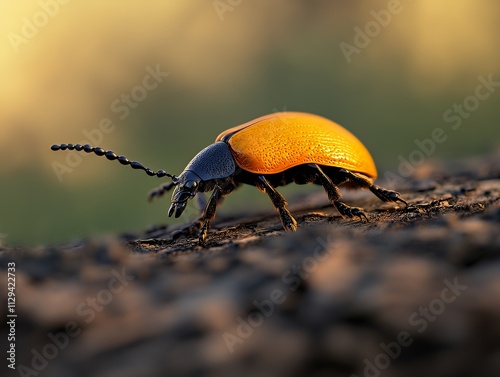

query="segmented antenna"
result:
[51,143,176,180]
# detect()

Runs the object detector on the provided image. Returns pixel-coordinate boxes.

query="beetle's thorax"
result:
[183,141,236,181]
[168,142,236,218]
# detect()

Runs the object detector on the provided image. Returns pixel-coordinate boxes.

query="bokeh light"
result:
[0,0,498,246]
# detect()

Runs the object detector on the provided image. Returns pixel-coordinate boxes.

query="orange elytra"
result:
[51,112,407,245]
[216,112,377,178]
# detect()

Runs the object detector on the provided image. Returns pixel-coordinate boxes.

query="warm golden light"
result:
[0,0,498,245]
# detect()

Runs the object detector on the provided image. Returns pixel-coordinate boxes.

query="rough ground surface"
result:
[1,152,500,377]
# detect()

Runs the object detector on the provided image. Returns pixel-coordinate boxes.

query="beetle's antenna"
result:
[51,143,177,181]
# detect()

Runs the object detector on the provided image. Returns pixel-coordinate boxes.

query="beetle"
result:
[51,112,407,244]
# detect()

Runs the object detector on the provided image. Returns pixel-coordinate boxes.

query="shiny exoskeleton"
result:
[51,112,407,244]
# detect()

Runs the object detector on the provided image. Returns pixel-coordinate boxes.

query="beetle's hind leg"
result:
[313,165,368,222]
[339,169,408,206]
[257,176,298,231]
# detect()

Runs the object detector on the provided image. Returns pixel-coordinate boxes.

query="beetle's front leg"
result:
[197,180,237,245]
[197,187,222,245]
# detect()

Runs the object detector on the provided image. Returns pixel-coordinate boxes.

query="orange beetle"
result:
[51,112,406,244]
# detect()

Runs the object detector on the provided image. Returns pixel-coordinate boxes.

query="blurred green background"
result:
[0,0,499,247]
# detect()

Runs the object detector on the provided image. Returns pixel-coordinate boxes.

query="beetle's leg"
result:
[170,183,235,244]
[198,181,237,245]
[147,182,177,202]
[313,165,368,222]
[339,169,408,206]
[173,181,235,244]
[170,191,216,243]
[197,187,222,245]
[256,176,298,231]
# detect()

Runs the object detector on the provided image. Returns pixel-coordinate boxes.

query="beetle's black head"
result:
[168,142,236,218]
[168,171,201,218]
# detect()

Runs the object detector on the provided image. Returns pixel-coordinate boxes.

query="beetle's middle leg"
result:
[312,165,368,221]
[256,176,298,231]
